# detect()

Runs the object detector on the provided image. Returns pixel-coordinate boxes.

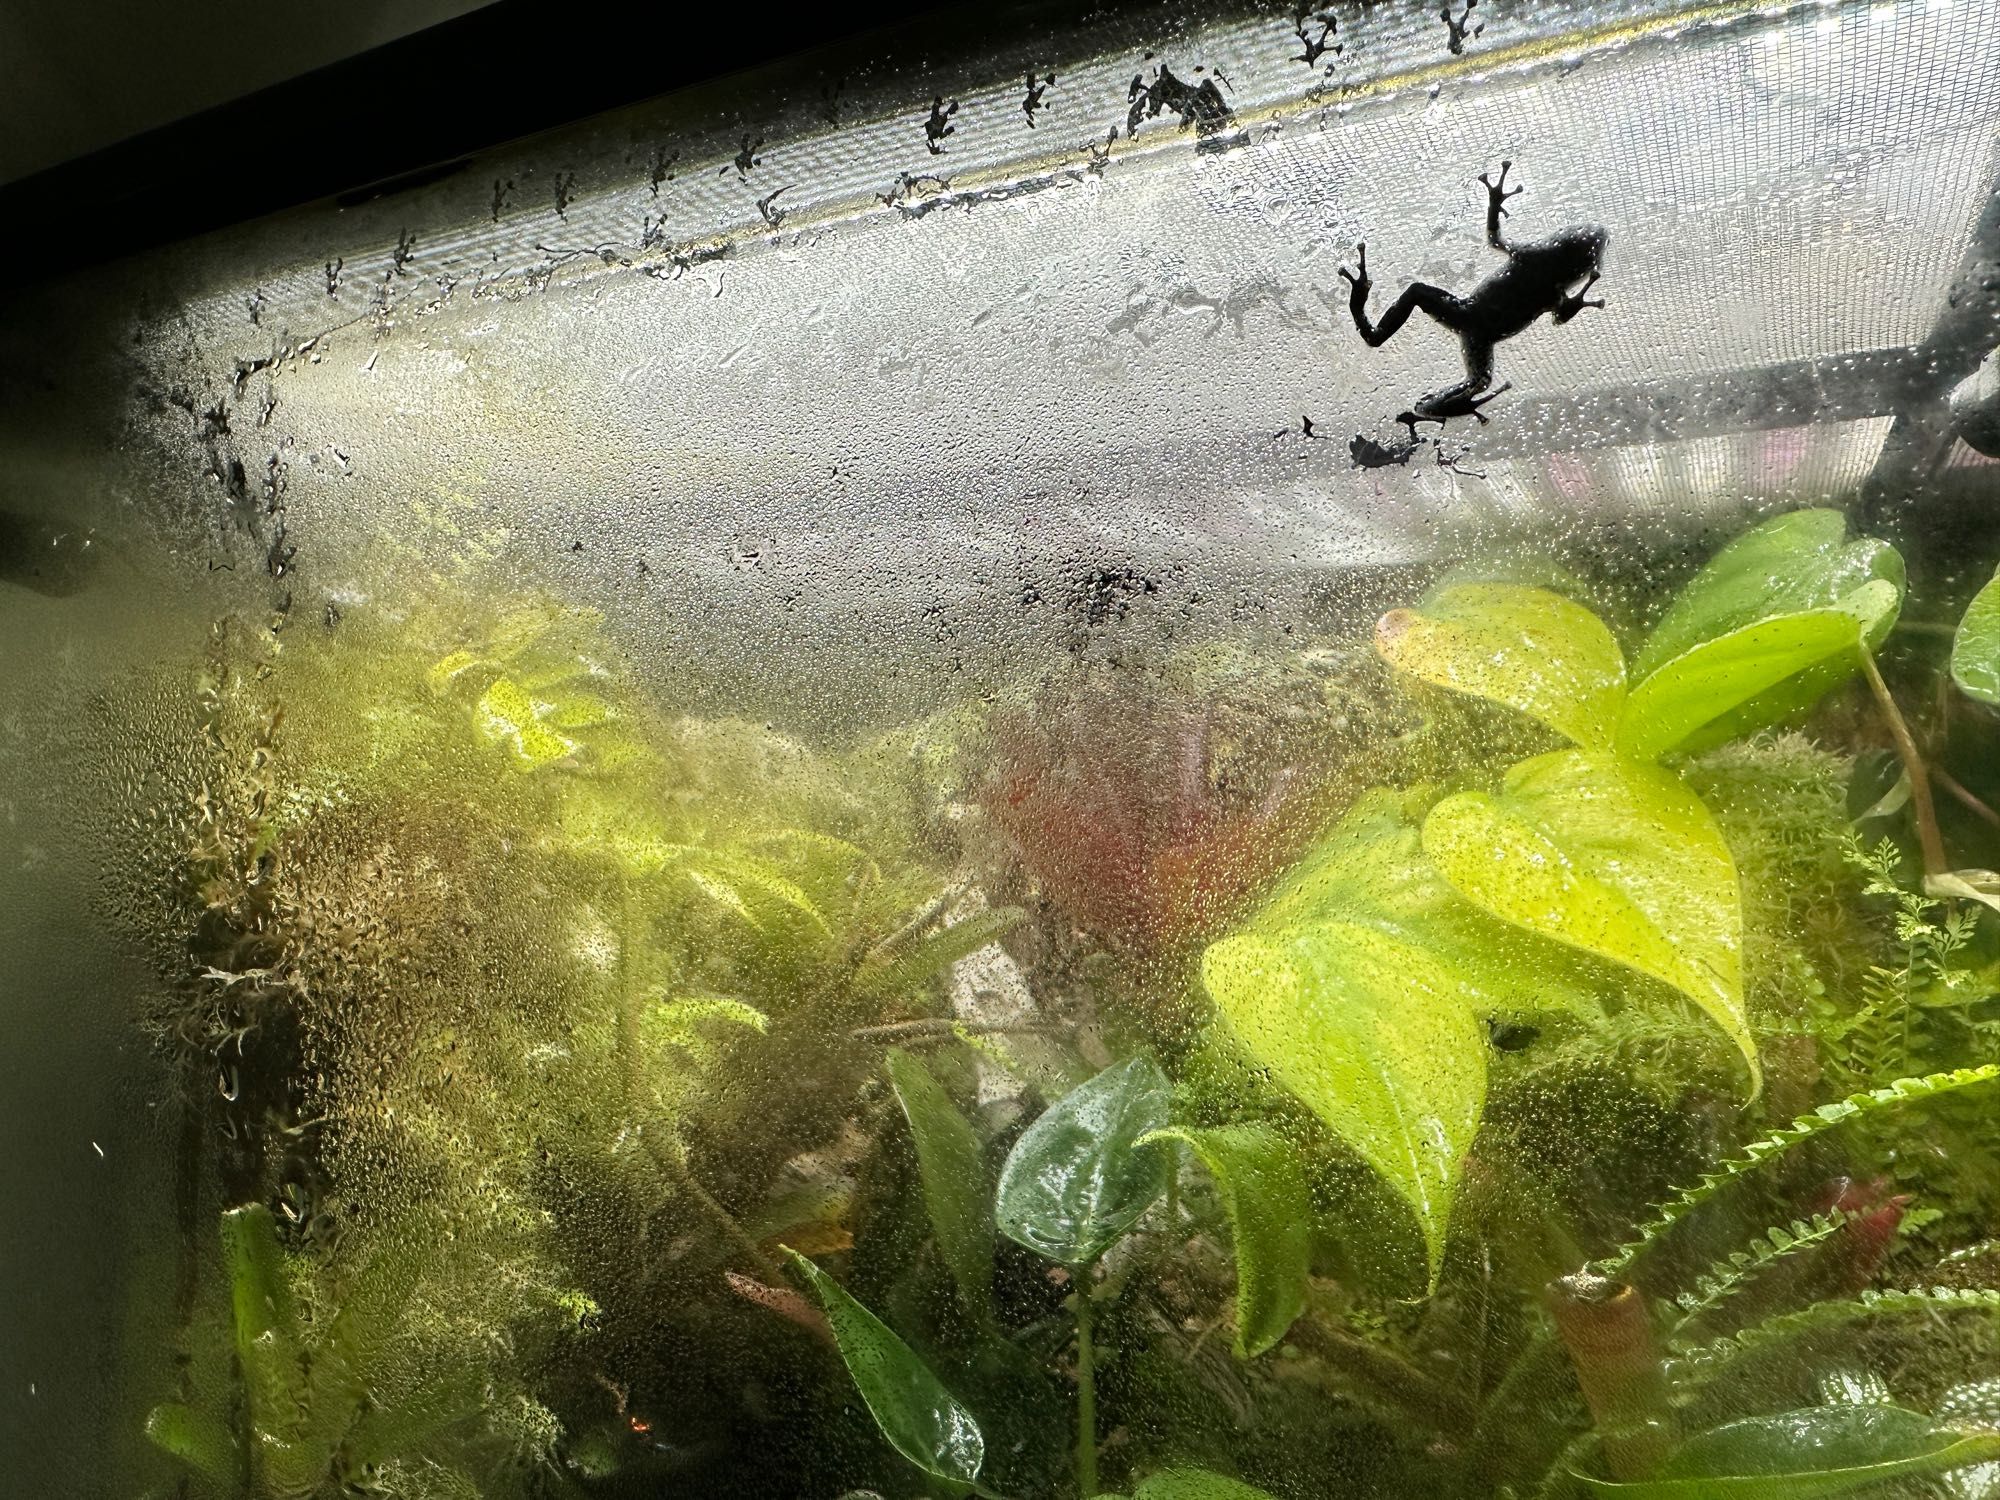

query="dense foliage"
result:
[117,509,2000,1499]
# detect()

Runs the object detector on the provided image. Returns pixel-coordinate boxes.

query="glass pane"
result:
[5,2,2000,1496]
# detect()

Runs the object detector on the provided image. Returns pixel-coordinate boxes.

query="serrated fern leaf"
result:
[1668,1287,2000,1398]
[1594,1066,2000,1279]
[1665,1210,1859,1346]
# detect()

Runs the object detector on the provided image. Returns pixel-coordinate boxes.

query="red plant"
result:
[982,682,1335,954]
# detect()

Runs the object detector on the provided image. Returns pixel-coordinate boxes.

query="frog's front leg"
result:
[1340,242,1468,347]
[1553,271,1605,325]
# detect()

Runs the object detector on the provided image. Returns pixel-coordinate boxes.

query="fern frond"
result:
[1828,968,1909,1088]
[1664,1211,1858,1345]
[1667,1287,2000,1398]
[1593,1066,2000,1279]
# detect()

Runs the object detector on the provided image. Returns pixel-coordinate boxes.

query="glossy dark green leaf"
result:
[887,1047,995,1320]
[1139,1124,1310,1358]
[1579,1405,2000,1497]
[786,1249,986,1485]
[995,1056,1171,1267]
[1953,566,2000,705]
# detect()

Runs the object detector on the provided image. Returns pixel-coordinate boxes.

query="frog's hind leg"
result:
[1410,340,1510,424]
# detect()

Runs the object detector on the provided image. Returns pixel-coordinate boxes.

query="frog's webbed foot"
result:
[1554,272,1605,325]
[1337,241,1371,299]
[1478,160,1524,218]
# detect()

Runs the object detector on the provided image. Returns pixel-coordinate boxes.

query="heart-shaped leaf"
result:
[1622,511,1902,754]
[1376,583,1626,750]
[1953,567,2000,706]
[785,1250,986,1486]
[1616,599,1890,761]
[1421,750,1756,1093]
[1635,510,1904,679]
[996,1056,1171,1267]
[1203,925,1485,1288]
[886,1048,996,1322]
[1137,1124,1310,1358]
[1579,1405,2000,1497]
[1203,792,1597,1285]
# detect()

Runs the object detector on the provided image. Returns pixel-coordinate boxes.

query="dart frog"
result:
[1339,161,1607,426]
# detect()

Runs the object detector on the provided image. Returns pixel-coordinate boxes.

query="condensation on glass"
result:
[4,1,2000,1497]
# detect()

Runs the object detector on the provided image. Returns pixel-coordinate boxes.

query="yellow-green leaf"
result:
[1201,792,1601,1286]
[1138,1124,1310,1357]
[473,676,579,768]
[1202,923,1487,1288]
[1421,750,1756,1093]
[1616,605,1877,761]
[1377,583,1626,750]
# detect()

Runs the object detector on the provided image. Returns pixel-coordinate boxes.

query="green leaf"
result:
[1579,1406,2000,1498]
[473,676,581,768]
[784,1250,986,1486]
[1376,583,1626,749]
[1203,791,1589,1285]
[1132,1470,1280,1500]
[996,1056,1170,1267]
[858,905,1024,997]
[1616,602,1887,761]
[887,1048,996,1321]
[220,1204,322,1492]
[1954,567,2000,705]
[302,1235,431,1461]
[145,1402,238,1485]
[1137,1125,1309,1358]
[220,1204,306,1439]
[1623,510,1902,753]
[662,846,831,935]
[339,1366,484,1481]
[1635,510,1904,678]
[1421,750,1756,1092]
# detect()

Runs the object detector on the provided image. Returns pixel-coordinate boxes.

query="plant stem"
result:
[1546,1272,1675,1482]
[849,1017,1052,1044]
[1937,766,2000,832]
[1859,644,1948,877]
[1075,1278,1099,1499]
